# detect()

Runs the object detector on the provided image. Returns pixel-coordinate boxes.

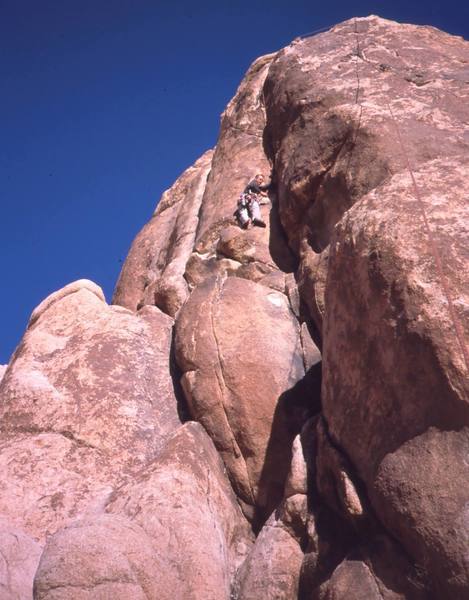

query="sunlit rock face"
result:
[34,423,253,600]
[1,15,468,600]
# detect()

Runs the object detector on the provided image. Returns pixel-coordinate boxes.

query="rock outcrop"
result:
[113,151,214,315]
[233,501,306,600]
[175,275,313,524]
[35,423,252,599]
[1,14,468,600]
[0,280,181,542]
[261,16,469,598]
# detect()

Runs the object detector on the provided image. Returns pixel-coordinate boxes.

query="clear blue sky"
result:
[1,0,468,363]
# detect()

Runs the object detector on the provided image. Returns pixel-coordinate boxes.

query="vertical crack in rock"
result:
[169,324,191,422]
[113,150,213,315]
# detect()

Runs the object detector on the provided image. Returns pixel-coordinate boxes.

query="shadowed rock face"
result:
[1,14,468,600]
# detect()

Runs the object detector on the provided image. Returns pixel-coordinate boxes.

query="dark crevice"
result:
[298,416,431,599]
[192,170,211,246]
[315,416,432,597]
[169,325,191,423]
[267,191,299,273]
[253,359,322,534]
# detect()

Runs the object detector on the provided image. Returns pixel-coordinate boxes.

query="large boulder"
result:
[234,500,305,600]
[259,15,469,598]
[264,16,469,255]
[34,514,159,600]
[311,536,427,600]
[175,275,312,522]
[106,422,253,600]
[34,422,252,599]
[0,280,181,540]
[322,157,469,597]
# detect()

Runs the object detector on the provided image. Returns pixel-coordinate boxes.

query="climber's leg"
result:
[237,206,250,229]
[250,199,266,227]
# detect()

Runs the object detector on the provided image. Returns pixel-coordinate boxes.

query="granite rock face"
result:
[322,159,469,597]
[34,515,160,600]
[262,15,469,598]
[175,275,311,523]
[233,502,305,600]
[0,518,42,600]
[0,280,181,542]
[113,151,214,315]
[35,423,252,600]
[1,14,468,600]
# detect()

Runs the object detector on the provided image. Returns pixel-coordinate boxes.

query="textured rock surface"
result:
[106,422,253,600]
[113,150,213,315]
[34,423,252,599]
[297,247,329,336]
[175,275,311,522]
[322,159,469,597]
[372,428,469,598]
[314,559,398,600]
[311,536,427,600]
[2,14,469,600]
[234,501,305,600]
[0,518,42,600]
[114,50,297,321]
[264,16,469,254]
[0,280,180,541]
[34,515,159,600]
[195,54,274,244]
[260,15,469,598]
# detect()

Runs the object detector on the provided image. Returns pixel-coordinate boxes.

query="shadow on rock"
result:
[254,362,322,532]
[267,195,298,273]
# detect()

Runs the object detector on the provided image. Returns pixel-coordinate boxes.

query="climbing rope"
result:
[385,101,469,376]
[350,19,469,377]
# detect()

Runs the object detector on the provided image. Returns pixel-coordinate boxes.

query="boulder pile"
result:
[1,15,468,599]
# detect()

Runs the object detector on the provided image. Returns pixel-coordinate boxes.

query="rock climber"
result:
[235,173,270,229]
